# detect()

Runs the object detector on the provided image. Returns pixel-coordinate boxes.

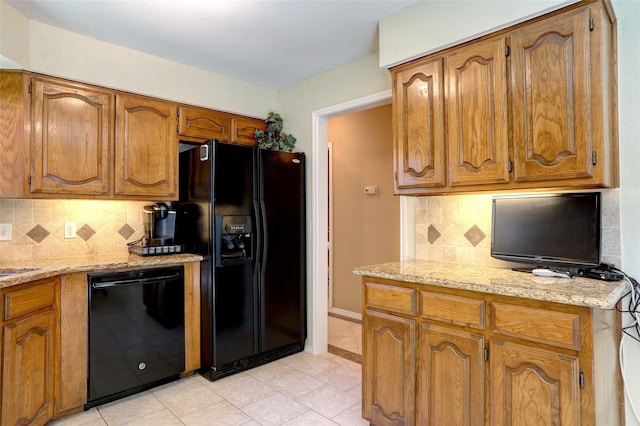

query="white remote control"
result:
[531,268,572,279]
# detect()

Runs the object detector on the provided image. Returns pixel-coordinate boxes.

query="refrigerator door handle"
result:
[253,199,262,263]
[260,199,268,277]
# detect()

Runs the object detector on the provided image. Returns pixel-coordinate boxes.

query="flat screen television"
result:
[491,192,601,268]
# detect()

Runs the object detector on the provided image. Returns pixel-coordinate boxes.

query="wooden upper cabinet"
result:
[177,105,230,142]
[393,58,446,193]
[510,6,594,184]
[447,37,510,187]
[115,93,178,199]
[30,77,112,196]
[391,0,617,195]
[230,115,264,147]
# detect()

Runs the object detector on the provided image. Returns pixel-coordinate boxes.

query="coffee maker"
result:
[129,202,183,256]
[143,202,176,246]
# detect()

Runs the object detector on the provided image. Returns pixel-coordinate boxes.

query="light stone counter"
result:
[0,253,204,289]
[354,259,629,309]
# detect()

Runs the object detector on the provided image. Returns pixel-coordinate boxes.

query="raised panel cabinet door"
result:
[393,58,446,193]
[31,77,112,196]
[115,94,178,198]
[490,340,580,426]
[363,309,416,426]
[447,37,510,187]
[417,323,485,426]
[230,115,265,147]
[510,6,593,183]
[1,310,56,426]
[177,105,230,142]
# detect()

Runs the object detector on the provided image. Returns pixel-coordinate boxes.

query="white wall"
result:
[379,0,573,68]
[0,0,30,67]
[0,0,276,117]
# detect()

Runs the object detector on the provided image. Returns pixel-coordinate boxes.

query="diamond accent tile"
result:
[464,225,486,247]
[26,224,50,244]
[119,223,135,240]
[76,224,96,241]
[427,224,441,244]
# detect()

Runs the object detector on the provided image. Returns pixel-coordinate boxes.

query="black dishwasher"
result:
[86,266,185,409]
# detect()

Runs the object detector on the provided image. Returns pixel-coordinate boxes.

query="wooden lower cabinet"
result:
[0,262,200,425]
[361,276,621,426]
[1,276,59,426]
[417,324,485,425]
[363,309,416,426]
[490,340,580,426]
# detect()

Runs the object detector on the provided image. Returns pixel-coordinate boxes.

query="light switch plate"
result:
[64,222,76,239]
[0,224,11,241]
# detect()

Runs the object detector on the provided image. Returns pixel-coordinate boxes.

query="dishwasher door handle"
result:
[91,274,182,289]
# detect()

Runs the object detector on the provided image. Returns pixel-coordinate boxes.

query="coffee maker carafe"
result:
[143,202,176,246]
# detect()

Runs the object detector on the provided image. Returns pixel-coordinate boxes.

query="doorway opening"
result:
[311,90,412,356]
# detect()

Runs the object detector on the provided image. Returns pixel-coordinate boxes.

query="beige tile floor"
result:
[327,316,362,356]
[50,319,365,426]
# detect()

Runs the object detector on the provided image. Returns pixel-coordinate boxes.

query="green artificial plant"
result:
[254,111,297,152]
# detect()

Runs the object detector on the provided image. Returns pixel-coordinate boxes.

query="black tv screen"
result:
[491,192,601,267]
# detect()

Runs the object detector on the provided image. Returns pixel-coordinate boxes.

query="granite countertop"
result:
[0,253,204,289]
[353,259,630,309]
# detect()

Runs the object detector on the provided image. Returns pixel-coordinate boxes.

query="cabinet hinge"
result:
[508,160,513,173]
[505,45,510,57]
[589,17,594,31]
[28,175,31,185]
[28,83,32,94]
[579,371,585,388]
[393,80,396,89]
[483,347,489,361]
[592,151,597,165]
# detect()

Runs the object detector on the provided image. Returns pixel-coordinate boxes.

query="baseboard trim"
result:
[328,307,362,322]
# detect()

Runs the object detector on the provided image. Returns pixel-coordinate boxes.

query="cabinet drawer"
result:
[491,302,580,350]
[420,291,486,329]
[4,280,56,321]
[365,282,416,315]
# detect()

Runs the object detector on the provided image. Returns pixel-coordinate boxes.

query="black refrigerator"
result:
[175,140,306,380]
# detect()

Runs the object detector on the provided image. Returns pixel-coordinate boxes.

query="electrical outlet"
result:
[0,224,11,241]
[64,222,76,239]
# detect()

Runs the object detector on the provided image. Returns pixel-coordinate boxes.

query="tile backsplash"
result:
[415,189,621,269]
[0,189,623,268]
[0,199,151,262]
